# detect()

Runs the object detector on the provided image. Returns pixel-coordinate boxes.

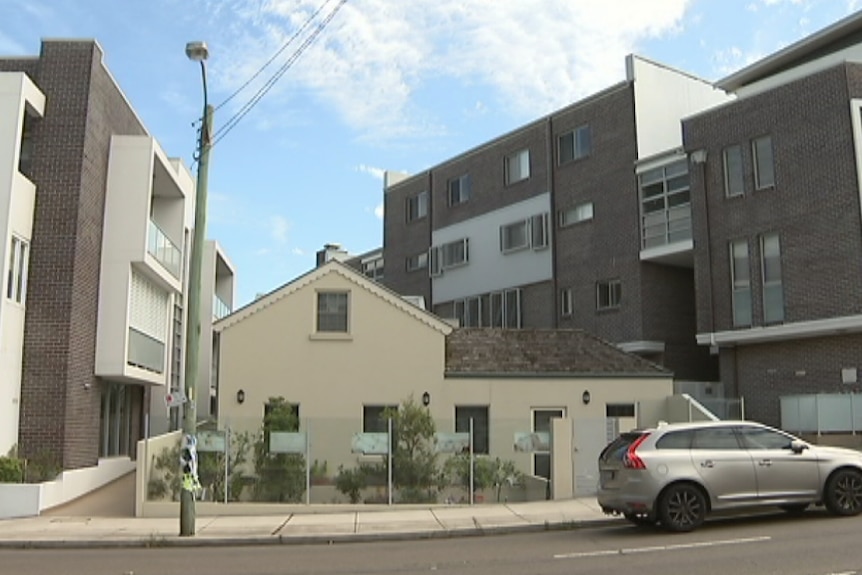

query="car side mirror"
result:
[790,440,809,454]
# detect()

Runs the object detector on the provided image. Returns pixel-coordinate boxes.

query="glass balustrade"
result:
[147,220,182,279]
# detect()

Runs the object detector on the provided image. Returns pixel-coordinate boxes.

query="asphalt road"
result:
[3,509,862,575]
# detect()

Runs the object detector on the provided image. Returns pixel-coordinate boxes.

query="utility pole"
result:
[180,40,213,537]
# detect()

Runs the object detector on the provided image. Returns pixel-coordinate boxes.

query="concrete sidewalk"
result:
[0,498,621,549]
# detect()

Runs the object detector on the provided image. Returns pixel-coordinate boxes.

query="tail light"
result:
[623,433,650,470]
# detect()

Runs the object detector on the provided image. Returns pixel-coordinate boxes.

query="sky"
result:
[0,0,859,306]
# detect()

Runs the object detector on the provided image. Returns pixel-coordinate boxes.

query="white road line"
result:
[825,572,856,575]
[553,535,772,560]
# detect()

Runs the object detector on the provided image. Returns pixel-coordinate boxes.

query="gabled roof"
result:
[445,329,671,378]
[213,260,454,335]
[718,10,862,91]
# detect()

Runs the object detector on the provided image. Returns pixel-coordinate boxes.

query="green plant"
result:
[252,397,306,503]
[443,455,524,502]
[0,456,24,483]
[23,451,61,483]
[383,396,439,503]
[310,459,329,485]
[335,464,366,503]
[198,430,252,502]
[149,441,181,501]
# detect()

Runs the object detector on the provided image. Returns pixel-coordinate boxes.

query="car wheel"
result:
[779,503,808,515]
[624,513,657,527]
[824,468,862,516]
[658,483,706,533]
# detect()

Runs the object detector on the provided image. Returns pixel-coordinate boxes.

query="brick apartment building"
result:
[0,40,234,470]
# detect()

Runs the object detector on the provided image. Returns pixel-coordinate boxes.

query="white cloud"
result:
[356,164,385,180]
[292,247,305,256]
[269,215,290,245]
[211,0,692,140]
[373,203,384,220]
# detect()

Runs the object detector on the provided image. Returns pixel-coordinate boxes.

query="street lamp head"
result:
[185,41,209,62]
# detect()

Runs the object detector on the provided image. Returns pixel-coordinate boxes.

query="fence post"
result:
[469,417,474,506]
[224,425,230,504]
[387,417,393,506]
[305,419,311,506]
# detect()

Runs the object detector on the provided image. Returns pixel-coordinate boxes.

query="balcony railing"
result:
[641,204,692,250]
[213,295,231,320]
[147,220,182,279]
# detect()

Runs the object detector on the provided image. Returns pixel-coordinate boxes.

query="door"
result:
[691,426,758,505]
[737,425,821,500]
[533,408,564,480]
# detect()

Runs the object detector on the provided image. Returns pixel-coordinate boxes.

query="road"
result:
[3,509,862,575]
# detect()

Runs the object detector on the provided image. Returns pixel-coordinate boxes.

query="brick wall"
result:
[382,172,432,301]
[13,41,146,469]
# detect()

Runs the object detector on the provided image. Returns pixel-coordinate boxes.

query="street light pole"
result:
[180,40,213,537]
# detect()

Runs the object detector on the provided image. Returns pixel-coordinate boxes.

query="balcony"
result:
[213,294,231,320]
[642,204,692,249]
[147,220,181,279]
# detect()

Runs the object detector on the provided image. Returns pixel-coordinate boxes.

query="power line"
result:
[211,0,348,150]
[213,0,334,113]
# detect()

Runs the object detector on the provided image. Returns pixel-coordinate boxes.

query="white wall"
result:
[431,193,553,303]
[0,73,44,455]
[629,55,731,159]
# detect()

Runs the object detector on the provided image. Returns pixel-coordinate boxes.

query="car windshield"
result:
[599,432,645,463]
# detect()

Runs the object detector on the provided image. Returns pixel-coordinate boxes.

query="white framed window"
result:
[760,233,784,324]
[531,213,549,250]
[406,191,428,222]
[638,160,691,249]
[448,174,471,206]
[560,287,573,317]
[406,252,427,272]
[730,239,752,327]
[558,125,591,164]
[500,220,530,253]
[429,246,441,277]
[596,279,621,310]
[505,149,530,185]
[559,202,594,227]
[753,135,775,190]
[723,145,744,197]
[362,258,384,281]
[430,238,469,276]
[316,291,349,332]
[6,236,29,305]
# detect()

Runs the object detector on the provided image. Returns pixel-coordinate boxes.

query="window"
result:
[406,191,428,222]
[316,291,348,332]
[531,213,548,249]
[730,240,752,327]
[457,288,521,328]
[655,430,694,450]
[455,406,489,454]
[723,145,744,197]
[504,288,521,328]
[406,252,427,272]
[560,287,573,317]
[363,405,397,433]
[737,426,793,450]
[6,236,29,304]
[448,174,471,206]
[691,427,742,450]
[500,220,529,253]
[558,125,591,164]
[559,202,593,227]
[753,136,775,190]
[606,404,635,418]
[760,233,784,323]
[362,258,384,281]
[429,238,469,275]
[505,149,530,184]
[596,279,621,310]
[639,160,691,249]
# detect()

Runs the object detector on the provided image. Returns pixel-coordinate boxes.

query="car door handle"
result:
[700,460,714,468]
[759,459,773,467]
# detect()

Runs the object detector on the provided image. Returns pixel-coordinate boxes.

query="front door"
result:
[533,408,565,480]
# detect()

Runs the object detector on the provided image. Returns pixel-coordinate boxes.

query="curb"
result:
[0,517,624,550]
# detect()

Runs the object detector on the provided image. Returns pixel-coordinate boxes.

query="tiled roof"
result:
[445,329,670,377]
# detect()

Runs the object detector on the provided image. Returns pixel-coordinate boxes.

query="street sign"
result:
[165,389,188,408]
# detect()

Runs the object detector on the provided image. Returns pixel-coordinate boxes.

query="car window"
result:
[692,427,742,450]
[737,427,794,450]
[655,430,694,449]
[599,432,644,462]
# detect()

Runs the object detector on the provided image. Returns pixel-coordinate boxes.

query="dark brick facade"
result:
[684,62,862,425]
[383,172,431,302]
[2,41,146,469]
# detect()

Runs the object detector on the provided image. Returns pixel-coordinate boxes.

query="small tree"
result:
[444,455,524,502]
[383,396,438,503]
[253,397,306,503]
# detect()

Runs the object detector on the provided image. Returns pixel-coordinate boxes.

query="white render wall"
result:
[628,55,731,160]
[431,193,553,304]
[0,73,44,455]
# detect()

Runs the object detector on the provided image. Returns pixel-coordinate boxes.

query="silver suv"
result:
[597,420,862,532]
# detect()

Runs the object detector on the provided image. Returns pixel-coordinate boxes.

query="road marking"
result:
[554,535,772,559]
[825,572,856,575]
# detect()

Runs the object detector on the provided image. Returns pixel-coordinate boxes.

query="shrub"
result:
[0,456,24,483]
